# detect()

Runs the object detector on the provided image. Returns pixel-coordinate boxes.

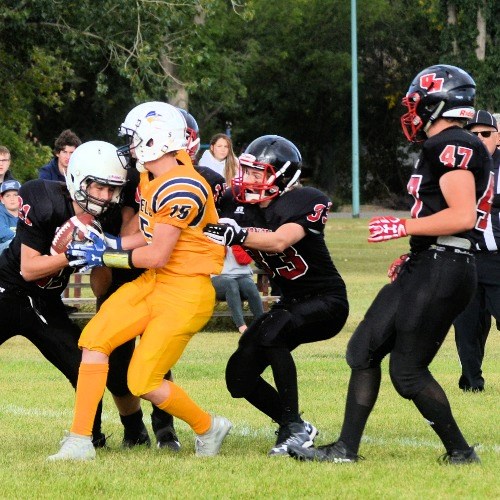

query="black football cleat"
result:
[156,426,181,452]
[268,422,313,457]
[439,446,481,465]
[288,440,360,463]
[91,432,107,449]
[122,425,151,448]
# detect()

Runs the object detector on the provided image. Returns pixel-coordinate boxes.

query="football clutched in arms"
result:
[50,212,95,255]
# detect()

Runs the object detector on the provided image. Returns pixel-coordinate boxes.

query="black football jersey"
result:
[408,126,493,252]
[195,166,226,211]
[473,148,500,251]
[0,179,77,296]
[219,187,347,301]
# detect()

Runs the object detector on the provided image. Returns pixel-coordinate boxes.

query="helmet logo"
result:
[419,73,444,93]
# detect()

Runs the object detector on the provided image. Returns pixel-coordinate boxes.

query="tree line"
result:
[0,0,498,207]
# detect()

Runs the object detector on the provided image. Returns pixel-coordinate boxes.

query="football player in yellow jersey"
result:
[48,103,232,461]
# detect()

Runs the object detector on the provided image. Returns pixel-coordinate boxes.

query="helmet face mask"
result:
[177,108,200,161]
[66,141,127,217]
[232,135,302,204]
[401,65,476,143]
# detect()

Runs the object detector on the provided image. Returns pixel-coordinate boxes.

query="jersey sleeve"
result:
[424,129,486,179]
[285,189,332,234]
[152,177,209,229]
[16,181,54,255]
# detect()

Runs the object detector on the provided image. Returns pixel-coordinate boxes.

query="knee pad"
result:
[226,346,264,398]
[346,323,375,370]
[106,340,135,397]
[256,309,293,348]
[389,358,432,400]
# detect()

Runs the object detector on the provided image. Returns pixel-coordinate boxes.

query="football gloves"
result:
[368,216,407,243]
[66,229,106,272]
[387,253,410,282]
[103,232,122,251]
[203,217,248,246]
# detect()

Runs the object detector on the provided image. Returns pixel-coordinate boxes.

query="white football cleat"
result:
[47,432,96,461]
[195,415,232,457]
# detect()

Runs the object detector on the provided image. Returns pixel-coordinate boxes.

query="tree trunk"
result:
[447,2,458,55]
[475,2,486,61]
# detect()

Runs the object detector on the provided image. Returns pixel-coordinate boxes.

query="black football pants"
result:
[453,251,500,390]
[0,287,103,438]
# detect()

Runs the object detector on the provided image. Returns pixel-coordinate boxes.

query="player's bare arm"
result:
[20,244,72,281]
[405,169,476,236]
[128,222,181,268]
[243,222,306,253]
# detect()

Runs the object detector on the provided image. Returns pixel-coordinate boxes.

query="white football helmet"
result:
[66,141,127,216]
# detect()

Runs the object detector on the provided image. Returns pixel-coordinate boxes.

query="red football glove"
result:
[387,253,410,282]
[368,216,408,243]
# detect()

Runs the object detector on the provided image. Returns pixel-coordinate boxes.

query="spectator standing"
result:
[198,133,239,185]
[453,110,499,392]
[288,64,490,465]
[0,146,14,183]
[211,245,264,334]
[0,179,21,253]
[39,129,81,181]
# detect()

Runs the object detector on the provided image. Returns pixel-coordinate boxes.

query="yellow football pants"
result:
[79,269,215,396]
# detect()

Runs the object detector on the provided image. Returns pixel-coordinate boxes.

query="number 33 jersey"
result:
[219,186,347,301]
[138,164,224,277]
[408,126,494,252]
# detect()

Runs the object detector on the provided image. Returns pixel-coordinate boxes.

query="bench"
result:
[63,269,280,322]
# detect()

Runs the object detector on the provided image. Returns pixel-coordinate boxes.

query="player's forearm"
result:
[405,207,476,236]
[20,253,69,281]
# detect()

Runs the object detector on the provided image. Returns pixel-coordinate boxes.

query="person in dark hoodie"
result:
[39,130,82,182]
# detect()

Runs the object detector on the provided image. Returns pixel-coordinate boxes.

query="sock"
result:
[412,380,469,452]
[156,380,211,435]
[151,404,174,435]
[265,346,300,424]
[244,377,282,423]
[120,408,146,440]
[339,367,381,453]
[70,363,109,437]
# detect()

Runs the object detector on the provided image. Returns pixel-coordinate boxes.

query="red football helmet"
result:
[401,64,475,142]
[177,108,201,161]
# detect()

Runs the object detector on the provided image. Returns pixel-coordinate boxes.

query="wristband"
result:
[102,250,135,269]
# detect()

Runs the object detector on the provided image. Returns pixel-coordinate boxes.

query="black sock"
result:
[151,404,174,435]
[120,408,146,439]
[265,346,300,424]
[412,380,469,452]
[245,377,283,423]
[339,367,381,453]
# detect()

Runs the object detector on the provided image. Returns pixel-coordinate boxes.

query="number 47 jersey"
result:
[408,126,494,253]
[219,186,347,301]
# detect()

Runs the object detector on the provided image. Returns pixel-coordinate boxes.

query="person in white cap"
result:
[453,109,500,392]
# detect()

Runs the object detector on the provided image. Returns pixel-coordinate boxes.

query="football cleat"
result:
[91,432,107,449]
[47,433,96,461]
[195,415,232,457]
[303,421,319,442]
[156,426,181,452]
[288,440,360,463]
[122,425,151,448]
[439,446,481,465]
[268,422,313,457]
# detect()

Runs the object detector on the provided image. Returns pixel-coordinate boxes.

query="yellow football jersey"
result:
[138,160,223,277]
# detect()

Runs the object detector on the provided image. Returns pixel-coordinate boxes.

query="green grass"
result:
[0,218,498,499]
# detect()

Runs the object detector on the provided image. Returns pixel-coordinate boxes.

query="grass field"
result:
[0,218,498,499]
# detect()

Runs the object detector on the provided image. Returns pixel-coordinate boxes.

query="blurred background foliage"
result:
[0,0,498,207]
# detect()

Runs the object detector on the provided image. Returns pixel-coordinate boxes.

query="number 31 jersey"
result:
[219,186,347,301]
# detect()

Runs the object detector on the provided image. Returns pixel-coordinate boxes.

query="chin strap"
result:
[423,100,445,134]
